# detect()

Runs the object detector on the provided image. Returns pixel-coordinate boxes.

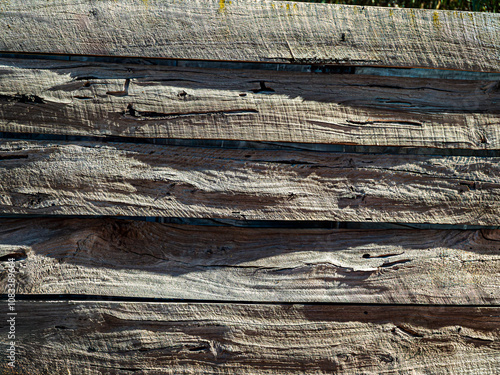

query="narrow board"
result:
[0,140,499,224]
[0,59,499,148]
[0,0,499,72]
[0,218,498,304]
[2,302,499,374]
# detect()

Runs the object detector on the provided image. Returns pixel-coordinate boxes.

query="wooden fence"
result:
[0,0,499,373]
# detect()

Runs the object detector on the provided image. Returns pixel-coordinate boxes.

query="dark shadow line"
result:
[1,294,499,307]
[1,132,500,157]
[0,214,497,230]
[1,52,499,79]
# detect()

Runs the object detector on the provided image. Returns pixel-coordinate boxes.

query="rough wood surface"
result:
[1,0,499,72]
[1,140,499,224]
[0,218,498,304]
[2,301,499,374]
[1,59,499,148]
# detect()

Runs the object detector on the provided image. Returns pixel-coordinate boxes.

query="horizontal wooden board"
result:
[0,218,498,304]
[1,1,499,72]
[3,302,499,374]
[1,140,500,224]
[0,59,499,148]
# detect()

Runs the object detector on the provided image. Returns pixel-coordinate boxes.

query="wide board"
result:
[0,218,498,304]
[0,140,499,223]
[0,59,499,148]
[0,0,499,71]
[3,302,499,374]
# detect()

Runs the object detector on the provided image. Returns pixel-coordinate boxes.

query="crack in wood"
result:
[123,103,258,120]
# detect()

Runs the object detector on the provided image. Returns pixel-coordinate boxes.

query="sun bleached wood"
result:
[1,139,499,224]
[4,301,499,374]
[0,0,499,72]
[0,59,499,148]
[0,218,498,304]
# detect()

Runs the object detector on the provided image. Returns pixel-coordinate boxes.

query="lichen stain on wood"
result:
[219,0,225,14]
[433,11,441,29]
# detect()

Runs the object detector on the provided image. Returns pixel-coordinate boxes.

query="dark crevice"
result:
[380,259,412,268]
[345,83,454,92]
[0,214,497,230]
[123,104,258,120]
[0,132,500,157]
[0,53,499,81]
[0,154,29,160]
[2,294,499,307]
[394,325,424,338]
[0,93,45,104]
[0,251,27,261]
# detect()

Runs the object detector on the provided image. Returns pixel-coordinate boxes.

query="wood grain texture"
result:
[0,59,499,148]
[0,0,499,72]
[2,302,499,374]
[1,140,500,224]
[0,218,499,304]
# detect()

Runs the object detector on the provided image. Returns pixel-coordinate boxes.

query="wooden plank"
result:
[0,1,499,72]
[1,140,499,224]
[0,218,498,304]
[1,59,499,148]
[4,302,499,374]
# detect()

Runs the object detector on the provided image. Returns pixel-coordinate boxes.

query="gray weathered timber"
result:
[0,218,498,304]
[0,0,499,72]
[3,302,499,374]
[1,140,499,224]
[0,59,499,148]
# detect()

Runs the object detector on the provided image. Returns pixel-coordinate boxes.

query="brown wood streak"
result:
[0,218,498,304]
[0,139,500,224]
[0,59,499,148]
[1,1,500,72]
[1,302,498,374]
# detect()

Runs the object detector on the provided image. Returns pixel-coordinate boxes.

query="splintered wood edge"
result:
[0,0,499,72]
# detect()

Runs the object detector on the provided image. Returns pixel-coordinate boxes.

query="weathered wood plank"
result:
[1,59,499,148]
[3,302,499,374]
[0,1,499,72]
[1,140,499,224]
[0,218,498,304]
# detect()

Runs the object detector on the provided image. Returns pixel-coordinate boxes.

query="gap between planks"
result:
[2,132,500,158]
[2,53,500,81]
